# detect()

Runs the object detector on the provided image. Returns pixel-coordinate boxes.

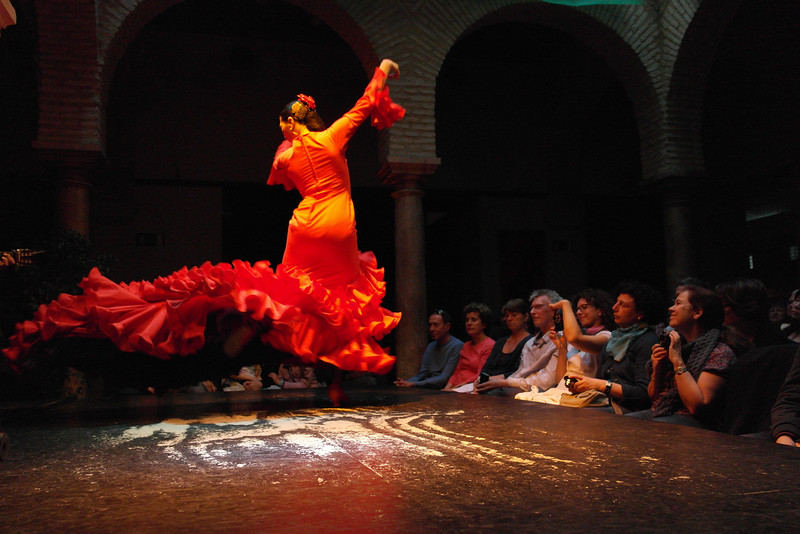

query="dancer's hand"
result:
[380,59,400,81]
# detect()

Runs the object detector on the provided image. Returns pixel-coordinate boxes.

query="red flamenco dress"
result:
[3,68,404,376]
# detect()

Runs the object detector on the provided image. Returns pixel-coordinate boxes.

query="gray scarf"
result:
[651,328,721,418]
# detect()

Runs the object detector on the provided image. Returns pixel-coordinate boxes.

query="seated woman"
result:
[468,298,533,393]
[444,302,495,392]
[564,281,663,413]
[516,288,615,404]
[629,286,737,428]
[267,360,323,389]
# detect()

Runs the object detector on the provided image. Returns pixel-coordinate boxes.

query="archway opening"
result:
[703,0,800,293]
[432,20,651,325]
[102,0,391,282]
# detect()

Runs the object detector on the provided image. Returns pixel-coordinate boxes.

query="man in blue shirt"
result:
[395,309,463,389]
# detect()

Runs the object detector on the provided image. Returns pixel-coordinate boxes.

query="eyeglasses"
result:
[530,304,549,310]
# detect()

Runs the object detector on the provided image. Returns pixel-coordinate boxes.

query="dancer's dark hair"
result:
[280,97,326,131]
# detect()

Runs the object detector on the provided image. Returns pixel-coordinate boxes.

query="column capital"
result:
[37,148,101,167]
[37,148,102,186]
[650,175,703,206]
[378,158,440,188]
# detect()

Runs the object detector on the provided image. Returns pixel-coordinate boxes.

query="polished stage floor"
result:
[1,387,798,532]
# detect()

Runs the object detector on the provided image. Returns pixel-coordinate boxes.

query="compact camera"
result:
[553,309,564,332]
[564,376,579,388]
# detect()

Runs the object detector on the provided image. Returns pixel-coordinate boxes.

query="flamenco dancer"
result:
[3,59,405,405]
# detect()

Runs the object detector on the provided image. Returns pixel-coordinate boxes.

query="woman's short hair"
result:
[571,288,617,330]
[614,280,665,325]
[683,285,725,331]
[501,298,528,316]
[463,302,492,325]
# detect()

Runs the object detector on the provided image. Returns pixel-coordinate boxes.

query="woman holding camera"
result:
[630,285,736,428]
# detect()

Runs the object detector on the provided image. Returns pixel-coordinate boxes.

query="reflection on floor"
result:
[1,387,799,532]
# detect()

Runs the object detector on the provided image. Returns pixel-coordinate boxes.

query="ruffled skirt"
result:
[3,253,400,375]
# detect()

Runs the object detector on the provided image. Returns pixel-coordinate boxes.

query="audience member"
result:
[769,297,787,327]
[471,298,533,393]
[516,288,615,404]
[395,309,463,389]
[628,286,736,428]
[444,303,495,392]
[675,277,711,297]
[476,289,561,396]
[771,348,800,447]
[780,289,800,343]
[565,281,663,413]
[177,365,265,393]
[267,361,322,389]
[224,365,264,391]
[715,278,787,353]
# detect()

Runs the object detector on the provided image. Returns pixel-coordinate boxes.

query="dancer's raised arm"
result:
[379,59,400,88]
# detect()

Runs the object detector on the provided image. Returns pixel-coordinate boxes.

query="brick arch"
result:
[666,0,745,177]
[96,0,378,151]
[433,1,662,181]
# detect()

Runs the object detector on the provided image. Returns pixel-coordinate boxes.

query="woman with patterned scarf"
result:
[629,285,737,428]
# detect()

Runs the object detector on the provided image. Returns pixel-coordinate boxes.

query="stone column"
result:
[39,149,99,237]
[659,176,697,292]
[380,160,439,378]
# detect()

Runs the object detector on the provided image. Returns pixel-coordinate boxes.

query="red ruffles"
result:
[3,255,400,375]
[368,68,406,129]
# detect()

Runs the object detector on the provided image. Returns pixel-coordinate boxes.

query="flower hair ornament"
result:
[291,93,316,122]
[296,94,316,110]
